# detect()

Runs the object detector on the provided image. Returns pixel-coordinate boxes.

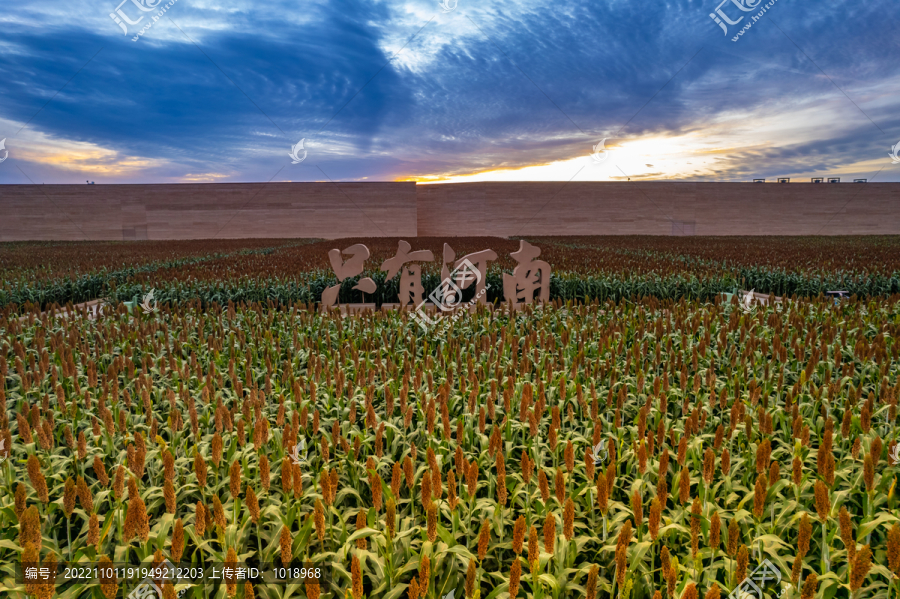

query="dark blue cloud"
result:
[0,0,897,184]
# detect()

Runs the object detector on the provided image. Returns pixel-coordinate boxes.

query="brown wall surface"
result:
[416,182,900,236]
[1,181,898,240]
[0,182,417,240]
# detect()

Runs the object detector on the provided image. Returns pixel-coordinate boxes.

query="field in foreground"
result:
[3,236,900,311]
[1,294,899,599]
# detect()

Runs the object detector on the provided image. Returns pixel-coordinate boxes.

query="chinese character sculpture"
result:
[321,244,377,308]
[502,240,551,306]
[381,240,435,307]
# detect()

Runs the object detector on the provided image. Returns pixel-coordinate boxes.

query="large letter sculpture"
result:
[503,240,551,306]
[321,244,377,308]
[381,241,435,307]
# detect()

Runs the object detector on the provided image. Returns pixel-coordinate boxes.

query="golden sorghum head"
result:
[356,510,368,549]
[509,559,521,598]
[372,473,383,511]
[246,485,260,523]
[632,490,643,531]
[850,544,872,591]
[212,495,227,531]
[543,512,557,554]
[421,471,432,511]
[704,584,720,599]
[681,582,698,599]
[408,576,420,599]
[596,472,609,514]
[211,433,223,467]
[864,454,875,492]
[496,451,507,506]
[26,455,49,503]
[306,578,320,599]
[792,456,802,486]
[538,470,550,503]
[753,473,767,518]
[386,497,396,538]
[615,519,633,587]
[419,554,430,595]
[77,477,93,513]
[225,546,238,597]
[703,448,715,484]
[98,555,119,599]
[798,512,812,556]
[477,518,490,561]
[229,460,241,499]
[721,447,731,478]
[281,458,293,495]
[512,515,526,555]
[63,477,76,518]
[20,505,42,549]
[87,512,100,550]
[564,498,575,541]
[679,468,690,504]
[649,498,661,541]
[114,465,125,500]
[725,518,741,557]
[814,480,830,521]
[314,499,325,543]
[243,582,254,599]
[195,502,207,537]
[427,504,438,542]
[467,460,478,497]
[125,482,150,542]
[888,523,900,576]
[14,483,27,518]
[523,452,534,485]
[93,456,109,487]
[280,525,293,566]
[756,438,770,474]
[839,506,855,563]
[736,545,749,583]
[164,479,176,514]
[404,455,414,489]
[585,564,598,599]
[709,510,721,550]
[691,498,701,556]
[392,461,402,498]
[351,555,363,599]
[171,518,184,563]
[466,559,476,599]
[565,440,574,473]
[800,572,817,599]
[260,454,271,493]
[528,525,539,572]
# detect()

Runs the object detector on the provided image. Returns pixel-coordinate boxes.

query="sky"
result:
[0,0,899,185]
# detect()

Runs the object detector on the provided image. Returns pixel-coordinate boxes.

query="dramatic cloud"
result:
[0,0,898,184]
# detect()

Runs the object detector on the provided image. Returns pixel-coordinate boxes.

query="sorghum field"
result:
[2,237,900,599]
